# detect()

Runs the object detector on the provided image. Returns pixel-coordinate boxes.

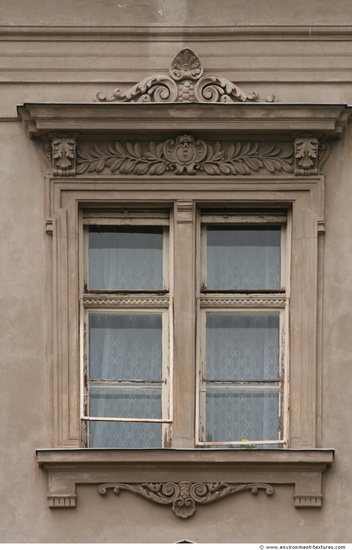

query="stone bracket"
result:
[37,449,333,517]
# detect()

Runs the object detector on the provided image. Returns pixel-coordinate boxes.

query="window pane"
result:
[206,314,280,381]
[89,386,162,419]
[89,420,162,448]
[89,226,164,290]
[205,387,280,443]
[89,314,162,380]
[206,226,281,290]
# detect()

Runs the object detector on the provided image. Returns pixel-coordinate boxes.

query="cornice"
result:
[17,103,352,139]
[2,25,352,41]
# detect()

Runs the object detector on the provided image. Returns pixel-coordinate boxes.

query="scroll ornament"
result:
[96,48,276,104]
[76,135,294,176]
[99,481,274,519]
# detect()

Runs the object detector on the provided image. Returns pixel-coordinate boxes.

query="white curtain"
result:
[205,314,280,444]
[207,227,281,290]
[89,226,163,290]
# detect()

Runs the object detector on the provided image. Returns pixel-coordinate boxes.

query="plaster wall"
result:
[1,0,352,543]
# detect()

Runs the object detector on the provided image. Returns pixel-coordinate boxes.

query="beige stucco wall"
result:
[1,0,352,543]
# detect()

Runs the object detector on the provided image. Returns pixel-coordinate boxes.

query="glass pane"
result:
[89,386,162,419]
[206,314,279,381]
[89,420,162,448]
[89,314,162,380]
[89,226,164,290]
[205,387,279,443]
[206,226,281,290]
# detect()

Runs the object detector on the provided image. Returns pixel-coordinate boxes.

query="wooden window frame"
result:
[196,212,290,448]
[80,210,173,448]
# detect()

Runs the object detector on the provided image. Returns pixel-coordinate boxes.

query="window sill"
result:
[36,448,334,517]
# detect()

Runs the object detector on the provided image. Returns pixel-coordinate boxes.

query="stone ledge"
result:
[36,448,334,515]
[18,103,352,139]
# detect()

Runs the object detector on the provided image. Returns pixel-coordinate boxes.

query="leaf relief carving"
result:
[76,136,294,176]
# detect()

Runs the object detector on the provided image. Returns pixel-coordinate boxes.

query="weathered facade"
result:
[1,0,352,543]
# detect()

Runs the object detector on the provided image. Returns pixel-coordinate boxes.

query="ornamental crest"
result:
[96,48,276,104]
[163,135,207,174]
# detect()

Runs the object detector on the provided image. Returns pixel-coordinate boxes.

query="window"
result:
[81,208,289,449]
[81,210,172,448]
[20,101,340,508]
[197,212,289,447]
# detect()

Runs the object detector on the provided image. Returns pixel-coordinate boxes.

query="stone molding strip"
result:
[3,26,352,41]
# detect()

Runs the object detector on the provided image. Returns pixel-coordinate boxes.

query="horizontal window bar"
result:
[89,379,163,384]
[82,416,172,423]
[201,289,285,294]
[89,384,162,391]
[84,211,169,220]
[205,379,280,384]
[85,288,169,297]
[201,215,286,224]
[85,218,169,226]
[203,384,280,391]
[196,440,285,446]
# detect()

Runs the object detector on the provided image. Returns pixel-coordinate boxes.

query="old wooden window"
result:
[80,210,172,448]
[196,211,289,447]
[19,100,341,507]
[80,207,289,449]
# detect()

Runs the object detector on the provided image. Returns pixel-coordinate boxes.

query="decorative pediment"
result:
[96,48,276,104]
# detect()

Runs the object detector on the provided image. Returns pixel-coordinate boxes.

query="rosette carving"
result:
[76,136,293,176]
[99,481,274,519]
[96,48,276,103]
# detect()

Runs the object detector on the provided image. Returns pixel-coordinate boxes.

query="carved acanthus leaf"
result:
[96,48,276,103]
[43,135,77,176]
[76,135,293,176]
[99,481,274,519]
[294,134,327,176]
[52,135,76,175]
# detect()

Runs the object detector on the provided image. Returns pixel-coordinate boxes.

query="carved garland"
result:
[99,481,274,519]
[42,134,329,177]
[96,48,276,104]
[76,135,293,176]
